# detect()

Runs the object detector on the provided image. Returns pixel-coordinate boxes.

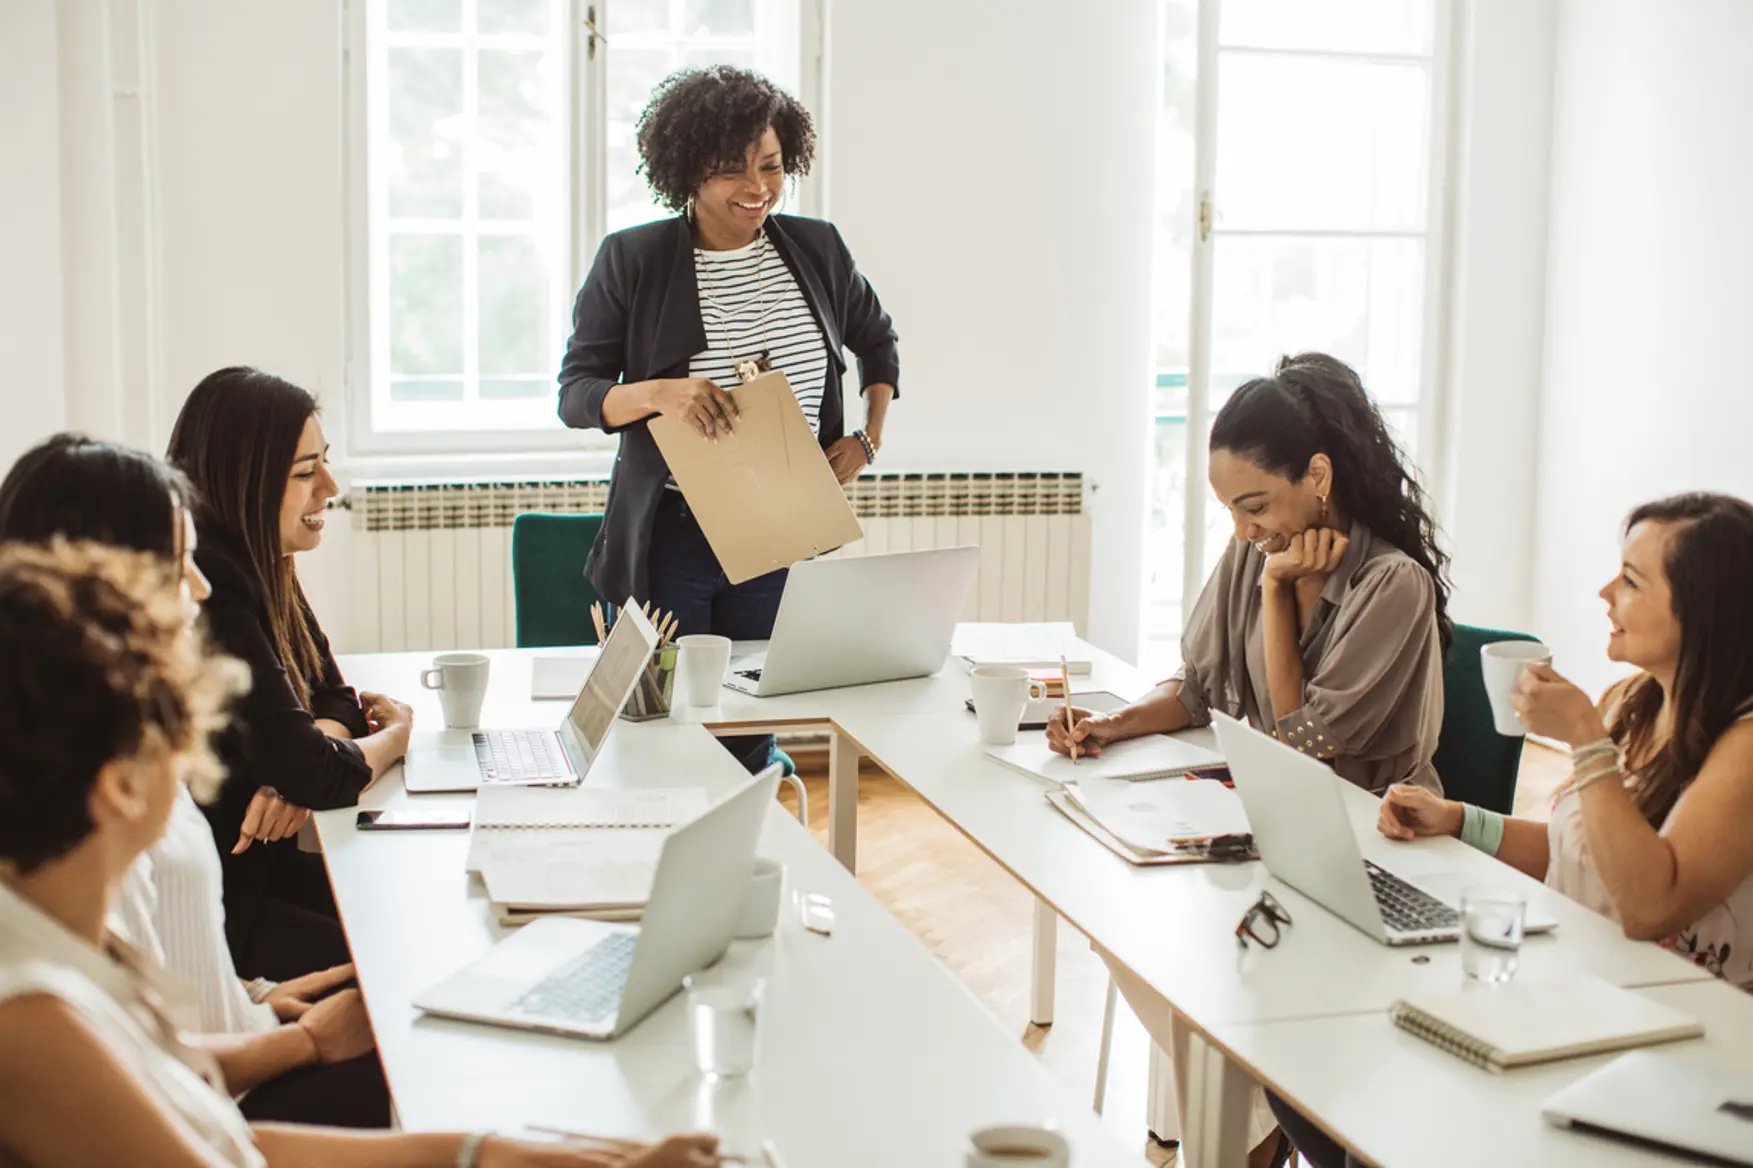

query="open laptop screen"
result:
[563,603,658,772]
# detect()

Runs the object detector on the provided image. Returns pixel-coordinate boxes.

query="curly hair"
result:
[1210,352,1455,650]
[0,541,248,873]
[635,66,816,212]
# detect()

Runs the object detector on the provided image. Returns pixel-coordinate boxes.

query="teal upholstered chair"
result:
[1433,623,1542,814]
[511,512,610,648]
[510,511,801,785]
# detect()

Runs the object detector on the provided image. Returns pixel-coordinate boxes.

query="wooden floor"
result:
[778,741,1571,1164]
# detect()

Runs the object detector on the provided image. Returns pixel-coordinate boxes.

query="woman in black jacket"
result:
[168,367,415,979]
[558,66,899,773]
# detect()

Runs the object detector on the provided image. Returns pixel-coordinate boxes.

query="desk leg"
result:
[1170,1011,1252,1168]
[1029,899,1056,1026]
[827,729,858,873]
[1145,1039,1181,1143]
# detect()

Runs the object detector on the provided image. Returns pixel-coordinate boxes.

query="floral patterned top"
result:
[1545,690,1753,989]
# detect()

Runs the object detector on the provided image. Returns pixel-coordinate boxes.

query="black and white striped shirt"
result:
[690,232,829,433]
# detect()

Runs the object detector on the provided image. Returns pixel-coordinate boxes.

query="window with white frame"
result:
[357,0,805,450]
[1143,0,1449,670]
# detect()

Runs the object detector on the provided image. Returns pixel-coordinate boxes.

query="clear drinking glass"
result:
[683,968,765,1079]
[1460,888,1526,983]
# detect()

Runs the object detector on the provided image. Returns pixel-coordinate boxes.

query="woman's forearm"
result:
[195,1026,315,1096]
[1576,779,1682,938]
[252,1127,468,1168]
[1108,681,1196,739]
[599,380,664,429]
[1491,816,1552,880]
[1261,580,1305,723]
[861,382,895,448]
[354,727,411,784]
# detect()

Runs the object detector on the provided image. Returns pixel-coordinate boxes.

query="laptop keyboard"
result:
[510,933,636,1025]
[472,730,569,782]
[1364,860,1461,934]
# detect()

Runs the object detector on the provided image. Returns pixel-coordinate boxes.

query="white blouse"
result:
[110,787,277,1035]
[0,878,265,1167]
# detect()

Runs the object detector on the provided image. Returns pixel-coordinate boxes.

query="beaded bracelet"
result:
[851,429,876,465]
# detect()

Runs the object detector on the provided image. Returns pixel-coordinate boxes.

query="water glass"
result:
[683,968,765,1078]
[1460,888,1526,983]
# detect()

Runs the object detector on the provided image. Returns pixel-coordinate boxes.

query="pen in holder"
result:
[620,644,678,722]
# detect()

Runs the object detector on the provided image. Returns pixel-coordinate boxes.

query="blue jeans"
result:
[646,491,787,773]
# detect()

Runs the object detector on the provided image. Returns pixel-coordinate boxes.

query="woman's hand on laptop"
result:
[1046,707,1120,758]
[1378,783,1463,841]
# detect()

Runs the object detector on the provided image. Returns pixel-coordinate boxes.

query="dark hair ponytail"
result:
[1610,492,1753,826]
[1210,352,1453,649]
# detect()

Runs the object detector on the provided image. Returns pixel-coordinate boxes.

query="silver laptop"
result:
[726,547,978,697]
[1214,713,1556,946]
[403,604,658,794]
[1543,1049,1753,1165]
[413,767,779,1039]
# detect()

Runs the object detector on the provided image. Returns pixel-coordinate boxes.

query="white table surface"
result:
[319,656,1138,1166]
[1210,978,1753,1168]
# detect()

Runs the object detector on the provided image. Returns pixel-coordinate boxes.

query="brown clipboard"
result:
[647,370,863,585]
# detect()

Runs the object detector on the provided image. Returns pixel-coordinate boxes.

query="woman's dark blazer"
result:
[556,213,899,604]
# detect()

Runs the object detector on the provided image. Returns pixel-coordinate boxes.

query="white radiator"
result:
[344,473,1090,653]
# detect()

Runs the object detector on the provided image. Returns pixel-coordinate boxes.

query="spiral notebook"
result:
[1390,976,1703,1073]
[463,786,708,872]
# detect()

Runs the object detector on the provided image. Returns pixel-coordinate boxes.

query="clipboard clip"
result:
[1168,832,1257,861]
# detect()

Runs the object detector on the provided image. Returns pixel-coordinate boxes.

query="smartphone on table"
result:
[355,808,472,831]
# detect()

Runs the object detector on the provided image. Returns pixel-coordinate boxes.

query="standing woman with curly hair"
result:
[1050,351,1453,794]
[558,66,899,773]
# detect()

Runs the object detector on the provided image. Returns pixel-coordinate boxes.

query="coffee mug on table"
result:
[676,634,733,708]
[964,1124,1069,1167]
[1480,641,1553,737]
[735,857,785,939]
[969,666,1048,746]
[420,652,490,729]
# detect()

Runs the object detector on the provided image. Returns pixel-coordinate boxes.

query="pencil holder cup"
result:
[620,646,678,721]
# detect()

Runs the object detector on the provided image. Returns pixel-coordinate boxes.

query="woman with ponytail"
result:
[1049,351,1452,794]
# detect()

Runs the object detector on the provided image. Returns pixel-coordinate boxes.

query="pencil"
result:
[1061,654,1078,764]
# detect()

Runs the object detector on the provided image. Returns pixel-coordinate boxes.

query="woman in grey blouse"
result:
[1050,352,1451,794]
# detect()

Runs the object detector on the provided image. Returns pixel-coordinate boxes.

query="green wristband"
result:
[1459,803,1505,857]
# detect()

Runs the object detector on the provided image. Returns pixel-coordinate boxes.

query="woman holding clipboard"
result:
[558,66,898,773]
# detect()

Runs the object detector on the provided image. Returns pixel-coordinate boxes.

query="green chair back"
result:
[511,512,611,648]
[1431,623,1540,814]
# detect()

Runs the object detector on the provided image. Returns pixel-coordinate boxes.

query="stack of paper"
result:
[465,785,708,924]
[983,734,1223,786]
[1063,774,1249,854]
[952,622,1092,674]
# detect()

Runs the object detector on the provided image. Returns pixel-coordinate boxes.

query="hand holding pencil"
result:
[1045,702,1121,760]
[1060,655,1078,765]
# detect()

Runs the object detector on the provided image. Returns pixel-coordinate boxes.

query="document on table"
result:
[1063,774,1249,855]
[464,786,708,871]
[983,734,1223,785]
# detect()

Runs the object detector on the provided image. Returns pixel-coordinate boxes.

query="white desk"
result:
[1210,978,1753,1168]
[318,661,1138,1166]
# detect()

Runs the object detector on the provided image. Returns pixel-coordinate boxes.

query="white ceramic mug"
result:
[420,652,490,728]
[964,1124,1069,1168]
[1480,641,1552,737]
[969,666,1048,746]
[676,634,733,707]
[735,857,784,939]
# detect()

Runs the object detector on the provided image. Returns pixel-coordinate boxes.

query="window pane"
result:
[683,0,755,37]
[606,47,681,232]
[1220,0,1432,55]
[388,48,465,218]
[389,234,463,375]
[681,46,756,71]
[478,235,546,376]
[1154,0,1198,373]
[478,49,550,220]
[1210,236,1424,404]
[388,0,461,33]
[480,377,550,399]
[1216,56,1428,232]
[479,0,548,35]
[609,0,673,35]
[389,377,465,402]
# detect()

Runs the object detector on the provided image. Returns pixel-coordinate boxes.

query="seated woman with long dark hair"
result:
[0,540,718,1166]
[0,433,389,1127]
[166,368,416,981]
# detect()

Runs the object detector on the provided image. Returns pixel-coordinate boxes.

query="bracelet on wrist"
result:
[851,429,876,465]
[456,1132,488,1168]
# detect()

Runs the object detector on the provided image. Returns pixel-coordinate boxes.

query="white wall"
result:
[1531,0,1753,696]
[825,0,1161,658]
[0,1,68,469]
